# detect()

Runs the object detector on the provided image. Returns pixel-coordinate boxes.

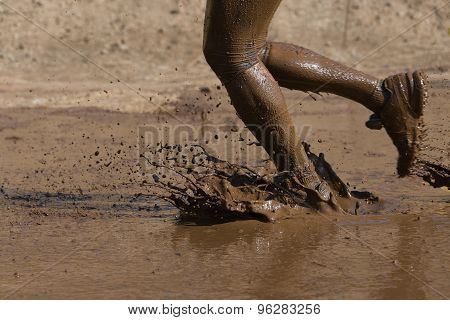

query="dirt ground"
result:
[0,0,449,299]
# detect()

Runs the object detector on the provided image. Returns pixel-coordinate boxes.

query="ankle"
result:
[367,79,390,114]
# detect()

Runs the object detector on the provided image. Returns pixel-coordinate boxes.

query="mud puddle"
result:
[2,212,449,299]
[0,81,448,299]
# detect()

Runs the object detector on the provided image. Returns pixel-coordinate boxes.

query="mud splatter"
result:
[141,143,379,222]
[412,160,450,188]
[411,77,450,188]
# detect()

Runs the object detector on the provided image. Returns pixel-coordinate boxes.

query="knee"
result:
[203,42,260,84]
[202,43,230,80]
[202,43,218,71]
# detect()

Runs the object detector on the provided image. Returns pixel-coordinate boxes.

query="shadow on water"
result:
[176,214,272,226]
[0,187,173,217]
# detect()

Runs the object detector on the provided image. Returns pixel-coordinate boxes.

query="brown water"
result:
[2,205,449,299]
[0,77,448,299]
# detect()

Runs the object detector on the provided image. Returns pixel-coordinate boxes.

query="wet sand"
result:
[0,74,448,299]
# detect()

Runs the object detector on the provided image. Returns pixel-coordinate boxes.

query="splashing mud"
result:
[142,143,380,222]
[410,76,450,188]
[412,160,450,188]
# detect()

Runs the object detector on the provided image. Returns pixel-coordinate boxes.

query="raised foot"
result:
[366,70,428,176]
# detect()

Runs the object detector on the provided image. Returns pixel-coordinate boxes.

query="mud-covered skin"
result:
[203,0,390,206]
[258,43,387,113]
[224,65,332,202]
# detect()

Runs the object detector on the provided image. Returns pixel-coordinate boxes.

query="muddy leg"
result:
[224,62,332,202]
[260,43,435,178]
[203,0,333,203]
[260,42,388,114]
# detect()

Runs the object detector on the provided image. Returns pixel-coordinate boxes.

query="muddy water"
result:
[0,76,449,299]
[2,207,449,299]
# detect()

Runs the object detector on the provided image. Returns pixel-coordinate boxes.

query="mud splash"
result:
[412,160,450,188]
[142,143,379,222]
[410,77,450,188]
